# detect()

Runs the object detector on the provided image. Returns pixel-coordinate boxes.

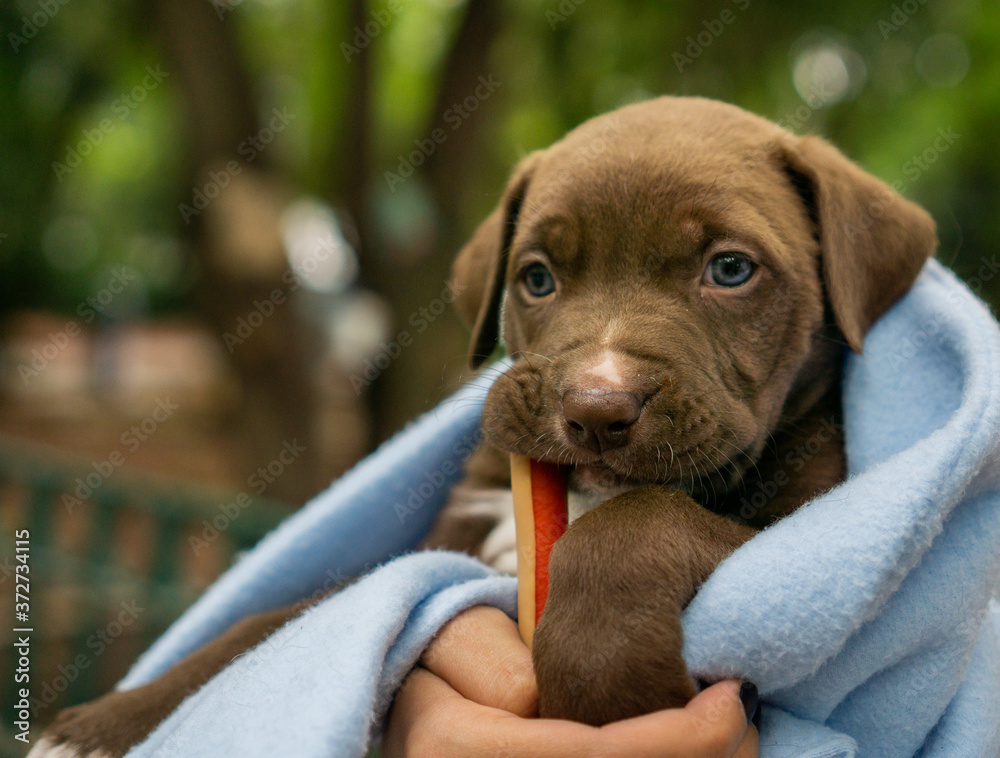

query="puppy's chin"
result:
[567,466,635,522]
[567,463,704,521]
[570,464,637,495]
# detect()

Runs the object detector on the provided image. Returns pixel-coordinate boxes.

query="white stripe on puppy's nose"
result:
[584,351,624,385]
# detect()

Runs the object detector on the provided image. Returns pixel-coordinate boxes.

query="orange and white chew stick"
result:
[511,453,568,647]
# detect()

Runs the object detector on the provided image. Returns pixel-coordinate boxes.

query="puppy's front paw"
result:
[531,486,753,724]
[28,688,170,758]
[27,735,114,758]
[533,595,695,725]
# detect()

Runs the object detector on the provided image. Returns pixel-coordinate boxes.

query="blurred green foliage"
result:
[1,0,997,336]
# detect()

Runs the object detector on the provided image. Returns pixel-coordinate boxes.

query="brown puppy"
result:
[33,97,936,754]
[429,95,936,723]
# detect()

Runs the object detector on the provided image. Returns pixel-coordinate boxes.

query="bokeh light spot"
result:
[41,215,99,272]
[791,35,867,106]
[915,33,970,88]
[281,197,358,293]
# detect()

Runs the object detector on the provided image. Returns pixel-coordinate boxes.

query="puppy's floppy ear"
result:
[450,154,539,369]
[781,135,937,353]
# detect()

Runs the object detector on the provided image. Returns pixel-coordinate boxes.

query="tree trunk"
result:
[151,0,324,503]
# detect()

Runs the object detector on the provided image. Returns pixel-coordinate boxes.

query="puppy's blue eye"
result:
[523,263,556,297]
[706,254,755,287]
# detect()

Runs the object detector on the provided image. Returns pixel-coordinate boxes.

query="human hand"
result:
[382,606,759,758]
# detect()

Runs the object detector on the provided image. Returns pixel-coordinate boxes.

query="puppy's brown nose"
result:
[562,389,643,452]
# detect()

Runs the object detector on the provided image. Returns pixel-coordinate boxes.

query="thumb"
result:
[684,680,756,746]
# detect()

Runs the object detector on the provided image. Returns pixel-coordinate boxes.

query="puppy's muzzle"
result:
[562,388,644,452]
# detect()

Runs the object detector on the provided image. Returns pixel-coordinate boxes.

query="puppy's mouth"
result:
[559,449,734,503]
[479,359,758,504]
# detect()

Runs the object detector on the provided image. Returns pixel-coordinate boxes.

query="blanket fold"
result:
[122,260,1000,758]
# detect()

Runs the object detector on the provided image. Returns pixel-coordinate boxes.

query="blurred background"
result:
[1,0,998,751]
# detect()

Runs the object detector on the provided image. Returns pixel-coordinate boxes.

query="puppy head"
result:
[453,97,936,497]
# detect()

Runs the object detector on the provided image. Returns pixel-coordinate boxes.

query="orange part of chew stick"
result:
[511,453,568,647]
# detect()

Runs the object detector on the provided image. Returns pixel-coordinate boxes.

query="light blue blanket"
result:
[121,259,1000,758]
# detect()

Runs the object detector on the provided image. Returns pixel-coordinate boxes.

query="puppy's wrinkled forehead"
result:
[513,99,803,270]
